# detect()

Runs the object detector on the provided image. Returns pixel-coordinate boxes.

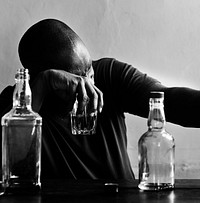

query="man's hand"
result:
[31,69,103,113]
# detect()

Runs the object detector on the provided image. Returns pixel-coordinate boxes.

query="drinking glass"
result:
[70,99,97,135]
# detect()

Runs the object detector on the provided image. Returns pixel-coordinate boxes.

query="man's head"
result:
[18,19,92,81]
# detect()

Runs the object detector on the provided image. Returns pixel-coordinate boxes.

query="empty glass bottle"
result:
[1,68,42,194]
[138,92,175,190]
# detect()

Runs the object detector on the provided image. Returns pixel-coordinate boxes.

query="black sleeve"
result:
[93,58,200,128]
[164,87,200,127]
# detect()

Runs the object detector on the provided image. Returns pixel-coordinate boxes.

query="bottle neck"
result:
[147,97,165,130]
[13,70,32,110]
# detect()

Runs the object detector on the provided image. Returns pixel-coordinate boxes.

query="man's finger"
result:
[76,77,89,114]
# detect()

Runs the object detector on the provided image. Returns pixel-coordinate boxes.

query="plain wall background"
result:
[1,0,200,178]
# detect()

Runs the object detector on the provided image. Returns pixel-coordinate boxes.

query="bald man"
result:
[1,19,200,180]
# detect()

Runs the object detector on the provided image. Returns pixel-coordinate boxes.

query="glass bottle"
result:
[138,92,175,190]
[1,68,42,194]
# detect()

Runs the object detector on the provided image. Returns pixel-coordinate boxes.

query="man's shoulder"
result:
[0,86,14,104]
[0,85,14,98]
[92,57,116,66]
[0,85,14,114]
[92,58,129,73]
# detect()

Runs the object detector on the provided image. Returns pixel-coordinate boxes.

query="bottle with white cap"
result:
[138,91,175,190]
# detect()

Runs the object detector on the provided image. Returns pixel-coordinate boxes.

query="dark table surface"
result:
[1,179,200,203]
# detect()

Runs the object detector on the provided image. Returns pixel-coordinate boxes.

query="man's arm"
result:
[93,58,200,128]
[164,87,200,127]
[31,69,103,114]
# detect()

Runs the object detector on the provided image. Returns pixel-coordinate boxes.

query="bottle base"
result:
[2,179,41,195]
[138,182,174,191]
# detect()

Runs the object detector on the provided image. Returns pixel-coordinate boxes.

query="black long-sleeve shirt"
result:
[0,58,200,180]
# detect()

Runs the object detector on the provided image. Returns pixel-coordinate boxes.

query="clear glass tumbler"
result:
[70,99,97,135]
